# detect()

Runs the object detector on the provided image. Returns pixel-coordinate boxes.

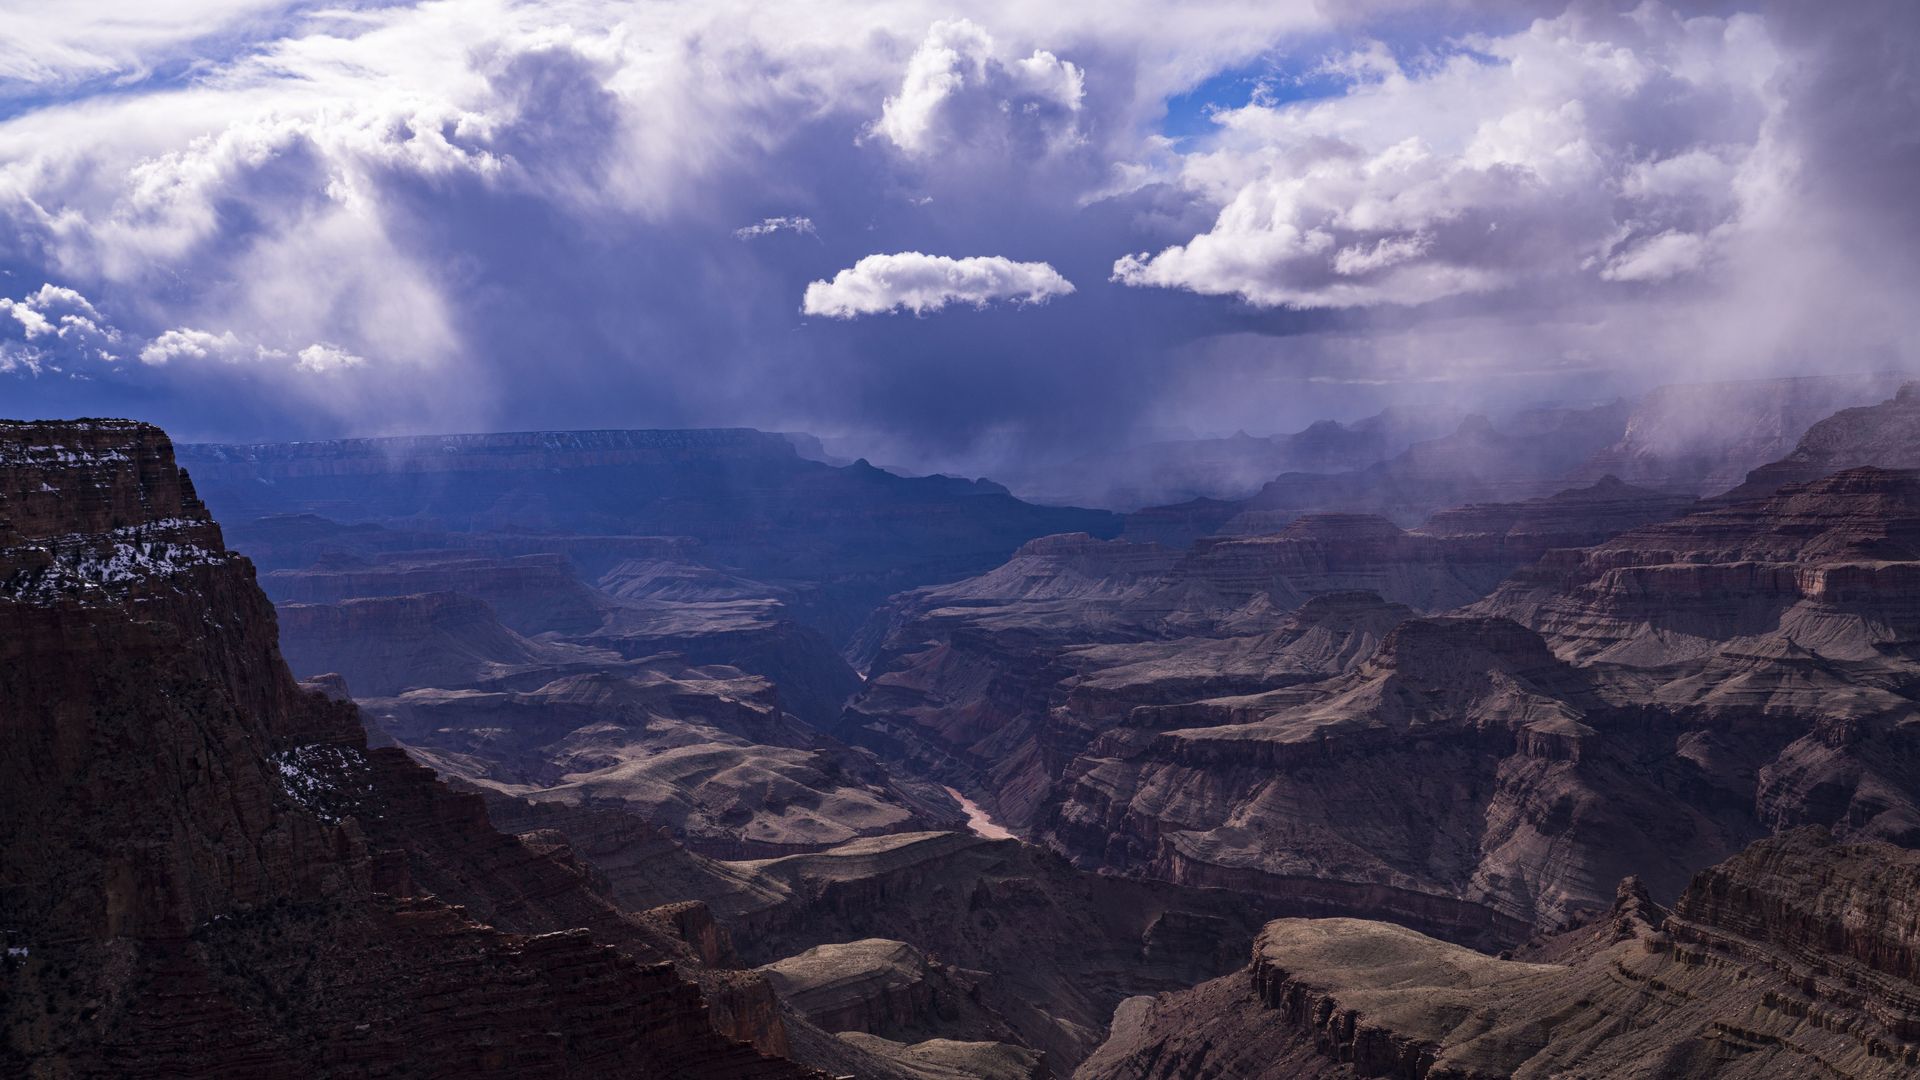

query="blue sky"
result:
[0,0,1915,476]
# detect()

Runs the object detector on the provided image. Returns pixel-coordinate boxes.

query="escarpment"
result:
[0,419,820,1078]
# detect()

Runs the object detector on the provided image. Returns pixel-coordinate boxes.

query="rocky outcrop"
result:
[578,598,861,728]
[757,938,1016,1045]
[0,419,819,1078]
[1057,591,1413,722]
[1077,829,1920,1080]
[837,1033,1051,1080]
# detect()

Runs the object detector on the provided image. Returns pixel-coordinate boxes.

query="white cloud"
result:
[871,19,1086,157]
[802,252,1074,318]
[1601,229,1711,282]
[139,327,242,365]
[295,342,367,373]
[0,0,295,89]
[0,283,121,372]
[1112,6,1785,309]
[734,215,816,239]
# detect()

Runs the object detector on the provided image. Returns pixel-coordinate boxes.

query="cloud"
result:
[870,19,1086,158]
[1112,6,1784,309]
[734,215,816,240]
[1600,229,1710,282]
[0,283,121,373]
[802,252,1075,318]
[0,0,1913,481]
[139,327,242,365]
[0,0,1335,448]
[0,0,296,92]
[295,342,367,373]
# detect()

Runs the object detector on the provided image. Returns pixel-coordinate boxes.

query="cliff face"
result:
[1046,616,1684,941]
[0,419,817,1078]
[1077,829,1920,1080]
[1474,466,1920,666]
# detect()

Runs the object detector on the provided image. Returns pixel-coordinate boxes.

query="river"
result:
[942,785,1016,841]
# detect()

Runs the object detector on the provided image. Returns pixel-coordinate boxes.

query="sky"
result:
[0,0,1915,475]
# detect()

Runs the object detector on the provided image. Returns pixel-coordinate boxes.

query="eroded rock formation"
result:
[1077,829,1920,1079]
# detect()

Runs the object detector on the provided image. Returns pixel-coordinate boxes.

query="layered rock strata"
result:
[1077,829,1920,1080]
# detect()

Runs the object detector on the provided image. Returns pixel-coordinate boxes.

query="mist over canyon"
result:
[6,1,1920,1077]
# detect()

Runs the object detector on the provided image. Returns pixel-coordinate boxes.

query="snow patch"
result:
[271,743,373,823]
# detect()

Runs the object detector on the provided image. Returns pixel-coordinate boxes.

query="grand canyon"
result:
[5,1,1919,1077]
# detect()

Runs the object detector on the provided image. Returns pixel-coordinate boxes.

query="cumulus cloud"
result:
[802,252,1074,318]
[0,283,121,373]
[870,19,1086,158]
[295,343,367,374]
[1113,7,1785,309]
[139,327,242,365]
[734,215,816,240]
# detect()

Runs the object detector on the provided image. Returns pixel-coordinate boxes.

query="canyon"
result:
[12,372,1920,1077]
